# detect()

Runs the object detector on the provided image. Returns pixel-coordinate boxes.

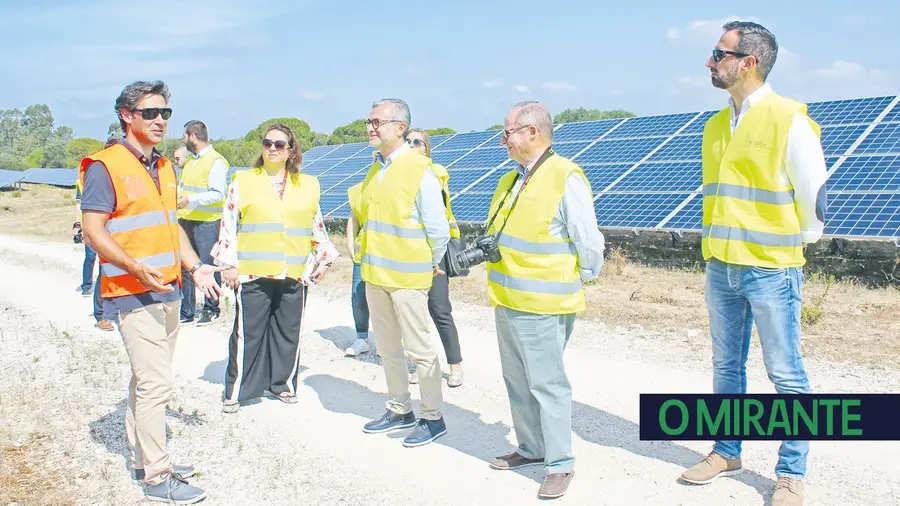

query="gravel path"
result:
[1,234,898,506]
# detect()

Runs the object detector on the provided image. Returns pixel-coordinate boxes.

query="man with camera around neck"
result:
[356,98,451,448]
[479,101,604,500]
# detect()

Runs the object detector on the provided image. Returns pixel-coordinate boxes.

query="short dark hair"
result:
[183,120,209,142]
[723,21,778,80]
[114,80,170,132]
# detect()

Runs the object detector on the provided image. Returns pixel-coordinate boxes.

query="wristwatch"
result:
[189,262,203,275]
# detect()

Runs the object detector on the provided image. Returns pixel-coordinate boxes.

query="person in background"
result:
[177,120,230,326]
[74,170,116,331]
[80,79,222,504]
[405,128,464,387]
[486,101,605,500]
[357,98,450,448]
[173,146,189,171]
[344,181,372,356]
[211,123,338,414]
[679,21,827,506]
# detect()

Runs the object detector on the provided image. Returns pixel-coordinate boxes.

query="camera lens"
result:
[456,246,486,270]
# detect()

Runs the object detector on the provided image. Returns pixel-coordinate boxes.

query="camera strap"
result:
[485,146,555,237]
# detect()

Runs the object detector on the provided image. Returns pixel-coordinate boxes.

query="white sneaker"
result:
[345,339,371,356]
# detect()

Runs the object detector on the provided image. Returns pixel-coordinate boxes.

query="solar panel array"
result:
[21,168,79,187]
[0,169,27,189]
[298,94,899,241]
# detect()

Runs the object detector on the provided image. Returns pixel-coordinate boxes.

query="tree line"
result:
[0,105,635,170]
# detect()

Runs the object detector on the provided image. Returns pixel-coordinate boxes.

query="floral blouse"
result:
[210,174,339,284]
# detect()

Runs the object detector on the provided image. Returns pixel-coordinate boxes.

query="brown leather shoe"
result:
[489,452,544,470]
[772,477,804,506]
[538,471,574,499]
[95,320,115,331]
[680,451,742,485]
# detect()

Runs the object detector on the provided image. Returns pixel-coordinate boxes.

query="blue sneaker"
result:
[363,410,417,434]
[144,473,206,504]
[402,417,447,447]
[134,464,196,482]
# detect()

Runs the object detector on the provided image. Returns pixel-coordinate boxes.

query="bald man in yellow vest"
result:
[485,101,605,500]
[679,21,828,506]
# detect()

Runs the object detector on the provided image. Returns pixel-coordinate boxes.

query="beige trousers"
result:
[365,284,443,420]
[118,300,180,485]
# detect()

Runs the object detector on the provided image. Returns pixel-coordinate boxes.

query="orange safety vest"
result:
[79,144,182,298]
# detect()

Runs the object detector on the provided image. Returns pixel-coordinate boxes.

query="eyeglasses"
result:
[501,125,531,140]
[365,118,401,129]
[262,139,290,150]
[132,107,172,120]
[711,48,750,63]
[406,138,425,147]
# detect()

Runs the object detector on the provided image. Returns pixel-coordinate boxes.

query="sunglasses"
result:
[132,107,172,120]
[711,48,750,63]
[406,138,425,147]
[365,118,400,129]
[262,139,290,150]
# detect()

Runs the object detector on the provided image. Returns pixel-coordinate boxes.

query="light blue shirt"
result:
[510,153,606,282]
[374,143,450,265]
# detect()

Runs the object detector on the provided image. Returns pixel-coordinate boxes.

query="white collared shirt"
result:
[728,83,829,244]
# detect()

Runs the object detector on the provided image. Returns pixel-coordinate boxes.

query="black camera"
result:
[455,234,502,269]
[73,222,83,244]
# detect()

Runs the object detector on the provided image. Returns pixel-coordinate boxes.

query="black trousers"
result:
[224,278,307,402]
[428,254,462,364]
[179,219,221,318]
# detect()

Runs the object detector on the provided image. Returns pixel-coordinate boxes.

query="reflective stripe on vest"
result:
[485,153,588,315]
[102,251,178,277]
[105,210,178,234]
[359,150,433,289]
[700,91,817,268]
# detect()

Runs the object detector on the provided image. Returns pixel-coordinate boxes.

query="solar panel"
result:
[448,192,494,222]
[610,162,702,192]
[680,111,717,135]
[304,145,339,161]
[821,125,869,156]
[806,96,894,126]
[646,135,702,162]
[323,143,371,158]
[461,168,508,193]
[319,193,352,216]
[824,192,900,238]
[594,192,693,229]
[552,119,625,143]
[883,103,900,123]
[828,155,900,191]
[434,130,500,151]
[604,113,695,139]
[551,141,592,159]
[447,147,509,170]
[573,138,661,164]
[581,164,635,193]
[431,150,468,167]
[0,169,26,189]
[448,169,494,193]
[226,166,250,184]
[660,193,703,231]
[430,134,454,149]
[22,168,78,186]
[852,123,900,155]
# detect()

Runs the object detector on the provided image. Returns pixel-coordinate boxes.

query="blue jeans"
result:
[705,258,811,478]
[92,271,113,322]
[351,262,369,338]
[495,306,576,474]
[82,244,97,290]
[179,219,221,319]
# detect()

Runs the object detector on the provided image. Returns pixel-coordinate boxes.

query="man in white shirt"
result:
[679,21,828,506]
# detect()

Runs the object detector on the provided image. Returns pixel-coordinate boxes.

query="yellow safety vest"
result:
[178,147,229,221]
[347,183,364,264]
[359,150,433,289]
[234,168,320,279]
[430,163,461,239]
[486,153,587,315]
[701,91,820,268]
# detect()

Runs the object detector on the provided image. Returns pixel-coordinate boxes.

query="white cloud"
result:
[666,27,681,40]
[301,90,325,101]
[669,15,760,42]
[513,85,530,93]
[542,81,578,92]
[482,79,502,89]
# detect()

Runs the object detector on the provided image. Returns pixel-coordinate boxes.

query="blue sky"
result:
[1,0,897,141]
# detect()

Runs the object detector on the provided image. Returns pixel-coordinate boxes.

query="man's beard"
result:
[186,140,197,154]
[711,68,738,89]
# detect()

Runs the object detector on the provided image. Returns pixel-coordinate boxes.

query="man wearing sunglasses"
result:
[79,80,222,505]
[357,98,451,448]
[486,101,604,500]
[176,120,230,326]
[680,22,828,506]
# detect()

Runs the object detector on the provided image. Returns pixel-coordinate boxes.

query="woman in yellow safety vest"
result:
[211,123,339,413]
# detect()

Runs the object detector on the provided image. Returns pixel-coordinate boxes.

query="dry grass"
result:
[1,184,76,241]
[0,435,75,506]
